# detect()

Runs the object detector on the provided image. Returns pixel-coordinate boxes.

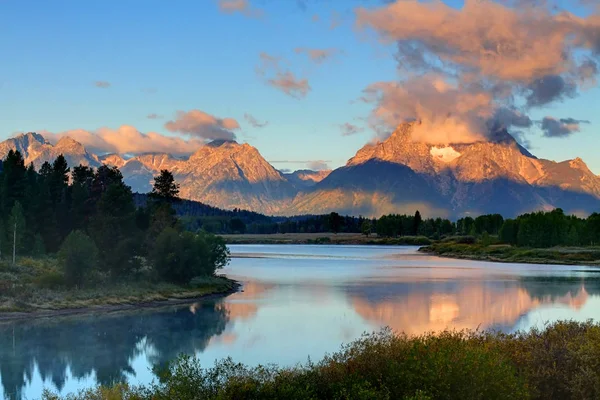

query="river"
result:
[2,245,600,399]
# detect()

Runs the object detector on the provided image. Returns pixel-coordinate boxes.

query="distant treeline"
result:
[5,150,600,251]
[0,151,228,287]
[166,199,600,248]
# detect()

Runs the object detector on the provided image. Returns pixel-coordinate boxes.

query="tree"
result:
[150,228,229,284]
[58,231,98,287]
[413,210,422,236]
[229,218,246,234]
[328,212,343,234]
[1,150,27,214]
[499,219,518,245]
[8,201,26,258]
[151,170,180,200]
[361,220,372,237]
[89,181,141,277]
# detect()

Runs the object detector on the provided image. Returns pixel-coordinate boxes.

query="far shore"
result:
[222,232,432,246]
[420,243,600,267]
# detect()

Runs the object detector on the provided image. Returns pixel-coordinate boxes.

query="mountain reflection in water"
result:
[2,245,600,400]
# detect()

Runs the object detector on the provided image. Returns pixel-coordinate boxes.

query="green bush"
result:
[58,231,99,287]
[36,270,66,289]
[43,321,600,400]
[150,228,229,284]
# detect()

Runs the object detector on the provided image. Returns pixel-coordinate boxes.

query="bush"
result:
[58,231,99,287]
[36,270,66,289]
[448,235,477,244]
[44,321,600,400]
[150,228,229,284]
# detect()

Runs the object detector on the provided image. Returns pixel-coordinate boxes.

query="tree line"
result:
[0,150,229,287]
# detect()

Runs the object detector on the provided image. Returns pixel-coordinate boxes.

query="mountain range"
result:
[1,125,600,218]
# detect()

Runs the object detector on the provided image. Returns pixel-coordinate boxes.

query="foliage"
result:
[361,220,372,237]
[150,169,180,200]
[58,230,99,287]
[47,321,600,400]
[0,152,229,288]
[150,228,229,284]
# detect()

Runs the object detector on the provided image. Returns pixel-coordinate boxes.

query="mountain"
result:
[1,128,599,218]
[118,141,297,215]
[290,122,600,217]
[0,132,100,169]
[283,169,331,189]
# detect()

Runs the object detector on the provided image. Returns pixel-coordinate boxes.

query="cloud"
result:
[295,47,341,64]
[244,113,268,128]
[340,123,365,136]
[257,52,312,99]
[270,159,332,164]
[164,109,240,141]
[218,0,263,18]
[268,71,311,99]
[355,0,600,142]
[94,81,111,88]
[362,76,494,143]
[307,160,330,171]
[147,113,163,119]
[46,126,204,156]
[525,75,577,107]
[540,117,589,138]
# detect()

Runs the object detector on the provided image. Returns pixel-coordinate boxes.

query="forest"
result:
[0,150,229,291]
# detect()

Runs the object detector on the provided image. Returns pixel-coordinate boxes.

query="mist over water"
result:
[2,245,600,400]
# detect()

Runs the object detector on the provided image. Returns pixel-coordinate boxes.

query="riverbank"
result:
[0,256,239,318]
[222,232,432,246]
[43,321,600,400]
[420,242,600,266]
[0,277,239,321]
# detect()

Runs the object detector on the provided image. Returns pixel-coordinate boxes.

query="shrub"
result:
[150,228,229,284]
[58,231,99,287]
[36,270,66,289]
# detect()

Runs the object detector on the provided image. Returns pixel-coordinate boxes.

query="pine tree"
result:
[413,210,422,236]
[151,170,180,200]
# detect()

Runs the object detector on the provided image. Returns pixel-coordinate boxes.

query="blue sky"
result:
[0,0,598,173]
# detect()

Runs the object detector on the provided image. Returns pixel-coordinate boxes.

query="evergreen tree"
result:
[328,212,343,234]
[89,181,140,277]
[151,169,180,200]
[59,230,98,287]
[1,150,27,214]
[361,220,372,237]
[413,210,422,236]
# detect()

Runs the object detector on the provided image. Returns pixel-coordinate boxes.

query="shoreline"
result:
[222,233,431,246]
[0,280,241,323]
[419,245,600,267]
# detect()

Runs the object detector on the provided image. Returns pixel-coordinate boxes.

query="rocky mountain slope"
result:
[104,140,296,215]
[291,122,600,217]
[1,127,599,218]
[283,169,331,188]
[0,133,100,169]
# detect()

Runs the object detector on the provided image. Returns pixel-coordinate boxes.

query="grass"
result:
[420,239,600,266]
[0,257,237,314]
[42,321,600,400]
[222,232,432,246]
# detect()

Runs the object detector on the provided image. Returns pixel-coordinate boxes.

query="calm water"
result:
[3,244,600,399]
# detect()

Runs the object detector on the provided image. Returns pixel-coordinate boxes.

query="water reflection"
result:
[0,301,228,400]
[2,245,600,399]
[349,280,595,335]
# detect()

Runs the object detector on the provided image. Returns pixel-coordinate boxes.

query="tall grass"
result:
[43,321,600,400]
